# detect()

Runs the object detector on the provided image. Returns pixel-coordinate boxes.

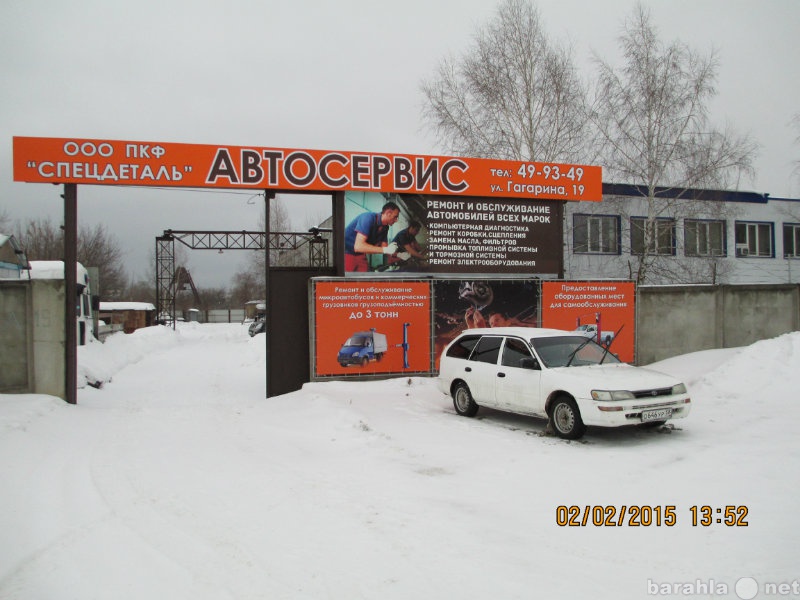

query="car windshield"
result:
[530,335,620,368]
[344,336,369,347]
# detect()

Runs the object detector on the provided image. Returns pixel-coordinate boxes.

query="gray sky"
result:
[1,0,798,289]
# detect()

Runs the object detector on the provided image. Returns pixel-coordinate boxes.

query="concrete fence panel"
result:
[0,281,32,392]
[637,284,800,364]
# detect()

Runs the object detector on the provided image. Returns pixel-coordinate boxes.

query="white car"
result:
[437,327,691,439]
[574,323,615,347]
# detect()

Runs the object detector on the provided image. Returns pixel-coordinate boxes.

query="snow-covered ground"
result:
[1,323,798,600]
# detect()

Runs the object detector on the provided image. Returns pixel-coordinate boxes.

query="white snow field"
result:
[1,323,798,599]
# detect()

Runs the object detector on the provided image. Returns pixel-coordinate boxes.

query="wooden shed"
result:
[99,302,156,334]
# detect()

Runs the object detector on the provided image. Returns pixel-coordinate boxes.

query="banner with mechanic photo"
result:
[541,281,636,363]
[344,191,562,276]
[312,280,432,377]
[433,279,541,369]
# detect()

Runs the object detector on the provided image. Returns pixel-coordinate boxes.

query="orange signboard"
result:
[13,136,602,201]
[313,280,432,377]
[541,281,636,363]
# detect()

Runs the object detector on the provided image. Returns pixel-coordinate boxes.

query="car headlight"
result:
[671,383,687,395]
[591,390,636,401]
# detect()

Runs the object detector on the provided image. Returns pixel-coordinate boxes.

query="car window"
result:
[531,335,620,367]
[446,335,481,359]
[469,336,503,365]
[501,337,533,368]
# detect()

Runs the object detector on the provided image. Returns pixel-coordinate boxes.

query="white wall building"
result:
[563,184,800,285]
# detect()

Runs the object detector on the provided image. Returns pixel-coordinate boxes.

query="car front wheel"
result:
[549,395,586,440]
[452,382,479,417]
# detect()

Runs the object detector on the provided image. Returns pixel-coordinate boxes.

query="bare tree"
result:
[197,287,229,310]
[775,116,800,228]
[230,195,292,304]
[15,217,128,298]
[77,223,127,298]
[420,0,587,163]
[792,112,800,189]
[0,208,11,232]
[15,217,62,259]
[265,195,307,267]
[587,3,758,284]
[127,276,156,305]
[229,269,263,308]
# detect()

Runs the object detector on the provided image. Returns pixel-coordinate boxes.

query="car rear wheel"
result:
[549,395,586,440]
[452,382,479,417]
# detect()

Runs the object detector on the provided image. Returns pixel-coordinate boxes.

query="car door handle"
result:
[497,372,506,378]
[464,366,472,372]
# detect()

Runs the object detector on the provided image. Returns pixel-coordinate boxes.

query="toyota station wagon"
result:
[437,327,691,439]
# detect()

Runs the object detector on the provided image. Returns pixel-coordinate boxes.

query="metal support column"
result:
[308,230,329,267]
[63,183,78,404]
[155,233,176,328]
[264,191,273,397]
[333,191,345,276]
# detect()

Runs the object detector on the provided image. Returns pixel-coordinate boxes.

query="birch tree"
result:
[231,194,295,305]
[792,112,800,188]
[588,3,758,284]
[420,0,587,163]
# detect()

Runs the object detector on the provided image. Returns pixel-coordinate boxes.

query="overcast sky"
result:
[1,0,798,289]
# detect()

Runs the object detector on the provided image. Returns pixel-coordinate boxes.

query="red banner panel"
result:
[541,281,636,363]
[13,136,602,201]
[313,280,432,377]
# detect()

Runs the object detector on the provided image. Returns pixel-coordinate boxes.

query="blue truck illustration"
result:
[337,329,388,367]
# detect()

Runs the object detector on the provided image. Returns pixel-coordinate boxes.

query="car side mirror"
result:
[519,357,541,371]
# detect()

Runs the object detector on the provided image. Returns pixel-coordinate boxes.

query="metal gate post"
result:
[63,183,78,404]
[264,192,272,398]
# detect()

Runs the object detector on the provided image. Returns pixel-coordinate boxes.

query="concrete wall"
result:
[637,284,800,364]
[0,281,33,392]
[0,279,65,398]
[4,279,798,400]
[31,279,66,399]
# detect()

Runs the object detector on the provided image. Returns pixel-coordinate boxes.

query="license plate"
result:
[641,408,672,423]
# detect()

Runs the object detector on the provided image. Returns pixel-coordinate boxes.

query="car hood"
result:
[339,347,362,356]
[547,363,681,391]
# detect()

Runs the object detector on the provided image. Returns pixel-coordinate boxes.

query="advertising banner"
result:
[540,281,636,363]
[433,279,541,368]
[13,136,602,200]
[312,278,636,377]
[344,192,562,276]
[313,280,432,377]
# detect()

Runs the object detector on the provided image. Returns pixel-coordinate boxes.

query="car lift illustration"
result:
[395,322,411,369]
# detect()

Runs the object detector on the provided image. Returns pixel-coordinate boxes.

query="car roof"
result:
[454,327,576,339]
